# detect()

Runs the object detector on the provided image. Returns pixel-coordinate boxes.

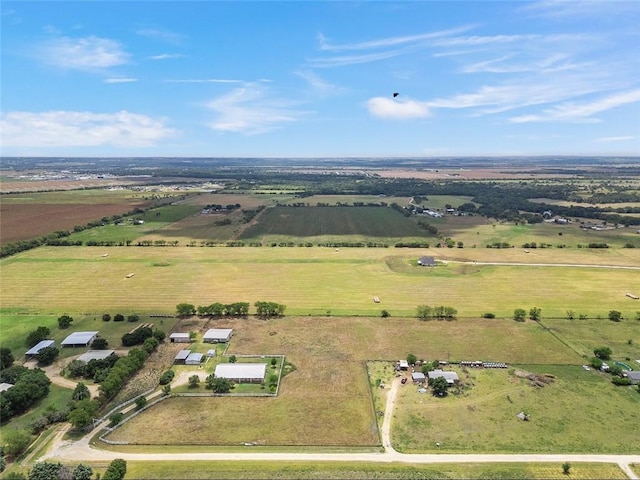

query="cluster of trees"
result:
[0,366,50,422]
[98,345,159,403]
[513,307,542,322]
[57,314,73,328]
[9,458,124,480]
[195,302,250,317]
[121,325,164,347]
[416,305,458,320]
[254,301,286,318]
[66,354,120,382]
[102,313,140,323]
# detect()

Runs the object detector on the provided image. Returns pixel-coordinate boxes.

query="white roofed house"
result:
[203,328,233,343]
[25,340,55,359]
[214,363,267,384]
[77,350,115,363]
[427,369,459,385]
[185,352,204,365]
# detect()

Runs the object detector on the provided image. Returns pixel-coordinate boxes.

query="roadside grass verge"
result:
[120,461,629,479]
[391,365,640,454]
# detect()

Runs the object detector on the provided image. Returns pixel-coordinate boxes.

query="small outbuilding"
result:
[77,350,115,363]
[185,352,204,365]
[174,350,191,364]
[61,331,98,348]
[625,371,640,384]
[398,360,409,370]
[428,369,459,384]
[412,372,426,383]
[417,256,437,267]
[203,328,233,343]
[169,333,192,343]
[25,340,55,359]
[206,349,217,358]
[214,363,267,383]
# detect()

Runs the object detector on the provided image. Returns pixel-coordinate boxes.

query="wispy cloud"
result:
[595,136,636,143]
[309,26,474,68]
[295,70,342,96]
[165,78,244,84]
[367,97,430,120]
[509,88,640,123]
[149,53,184,60]
[104,78,138,84]
[135,27,184,44]
[205,83,308,135]
[36,35,130,71]
[521,0,639,19]
[0,111,175,147]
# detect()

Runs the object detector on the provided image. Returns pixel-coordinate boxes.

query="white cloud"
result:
[205,84,307,135]
[104,78,138,83]
[366,97,430,119]
[0,111,175,147]
[37,35,130,70]
[509,88,640,123]
[294,70,342,96]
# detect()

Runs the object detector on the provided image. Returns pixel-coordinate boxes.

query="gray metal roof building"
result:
[428,369,460,384]
[61,331,99,347]
[25,340,55,358]
[203,328,233,343]
[174,350,191,363]
[185,352,204,365]
[169,333,191,343]
[77,350,115,363]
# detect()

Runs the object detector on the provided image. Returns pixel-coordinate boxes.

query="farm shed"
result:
[0,383,13,393]
[61,331,98,348]
[214,363,267,383]
[25,340,55,359]
[412,372,426,383]
[428,369,459,384]
[625,371,640,384]
[174,350,191,364]
[185,352,204,365]
[77,350,115,363]
[398,360,409,370]
[206,349,217,357]
[169,333,192,343]
[417,256,437,267]
[203,328,233,343]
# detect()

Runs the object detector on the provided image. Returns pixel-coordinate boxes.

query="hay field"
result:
[105,314,578,447]
[1,246,639,318]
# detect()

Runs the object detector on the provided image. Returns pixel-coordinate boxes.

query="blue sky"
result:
[1,1,639,158]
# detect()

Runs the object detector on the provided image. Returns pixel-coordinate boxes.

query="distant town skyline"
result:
[1,1,639,158]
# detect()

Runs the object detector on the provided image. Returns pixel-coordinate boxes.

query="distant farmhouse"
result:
[417,256,437,267]
[203,328,233,343]
[214,363,266,384]
[625,371,640,385]
[61,331,98,348]
[25,340,55,359]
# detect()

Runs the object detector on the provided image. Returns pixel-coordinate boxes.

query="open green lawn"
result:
[1,246,638,318]
[392,365,640,454]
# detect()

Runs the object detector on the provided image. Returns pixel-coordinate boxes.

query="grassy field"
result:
[391,364,640,454]
[102,314,582,447]
[1,246,638,318]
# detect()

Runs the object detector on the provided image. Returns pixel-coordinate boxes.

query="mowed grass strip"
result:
[392,365,640,454]
[120,460,629,479]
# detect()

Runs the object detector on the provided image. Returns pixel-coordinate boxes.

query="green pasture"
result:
[0,311,178,358]
[117,460,629,479]
[419,195,477,209]
[1,246,638,318]
[238,206,430,239]
[392,365,640,454]
[540,318,640,362]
